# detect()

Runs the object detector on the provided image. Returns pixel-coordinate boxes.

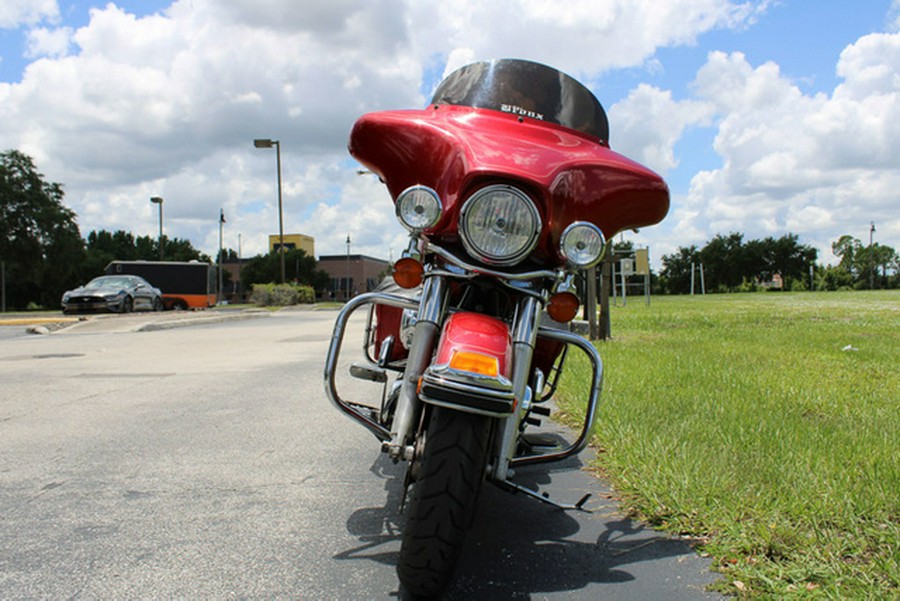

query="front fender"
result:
[420,312,516,416]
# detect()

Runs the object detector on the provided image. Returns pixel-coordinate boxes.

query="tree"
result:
[241,248,329,292]
[82,229,211,281]
[832,235,860,276]
[659,245,700,294]
[699,232,747,291]
[829,235,897,289]
[0,150,84,309]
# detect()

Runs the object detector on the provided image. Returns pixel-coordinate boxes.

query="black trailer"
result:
[105,260,216,310]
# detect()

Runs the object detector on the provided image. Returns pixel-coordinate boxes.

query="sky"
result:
[1,0,898,268]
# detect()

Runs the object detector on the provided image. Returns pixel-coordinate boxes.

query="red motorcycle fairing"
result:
[349,104,669,265]
[418,312,517,416]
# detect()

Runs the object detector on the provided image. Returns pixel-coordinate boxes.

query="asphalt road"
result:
[0,310,721,599]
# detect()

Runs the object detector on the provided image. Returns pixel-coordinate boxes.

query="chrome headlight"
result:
[458,185,541,266]
[396,185,442,231]
[560,222,606,268]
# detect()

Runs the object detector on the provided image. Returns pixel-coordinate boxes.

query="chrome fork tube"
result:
[386,275,447,460]
[493,295,542,481]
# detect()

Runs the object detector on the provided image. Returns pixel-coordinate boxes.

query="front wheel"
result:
[398,407,491,597]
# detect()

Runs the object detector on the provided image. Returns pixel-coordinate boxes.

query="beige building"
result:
[269,233,315,256]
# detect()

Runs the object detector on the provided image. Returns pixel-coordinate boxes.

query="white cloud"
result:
[0,0,58,29]
[0,0,800,262]
[414,0,771,80]
[25,25,71,58]
[669,36,900,264]
[608,84,713,175]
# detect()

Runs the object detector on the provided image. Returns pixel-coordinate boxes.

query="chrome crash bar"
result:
[323,291,419,442]
[510,325,604,467]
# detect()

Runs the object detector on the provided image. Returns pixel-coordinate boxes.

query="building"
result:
[269,233,315,256]
[317,254,391,300]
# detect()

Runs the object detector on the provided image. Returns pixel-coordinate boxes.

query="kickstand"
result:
[501,480,592,512]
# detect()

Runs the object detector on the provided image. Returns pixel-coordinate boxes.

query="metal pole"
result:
[586,265,598,340]
[345,234,351,300]
[1,260,5,313]
[253,139,285,284]
[150,197,164,260]
[218,209,225,303]
[276,141,285,284]
[599,251,612,339]
[869,221,876,290]
[237,233,242,299]
[690,262,695,295]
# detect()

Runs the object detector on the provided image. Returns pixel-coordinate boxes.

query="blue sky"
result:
[1,1,898,265]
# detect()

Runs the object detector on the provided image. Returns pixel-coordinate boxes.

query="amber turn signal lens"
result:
[449,350,500,377]
[547,291,579,323]
[392,257,424,289]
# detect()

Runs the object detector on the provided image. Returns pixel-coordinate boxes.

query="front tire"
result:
[398,407,491,597]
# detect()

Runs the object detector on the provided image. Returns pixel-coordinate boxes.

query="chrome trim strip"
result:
[424,364,514,392]
[425,242,561,282]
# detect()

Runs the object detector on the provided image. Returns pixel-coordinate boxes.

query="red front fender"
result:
[419,312,516,416]
[434,312,512,378]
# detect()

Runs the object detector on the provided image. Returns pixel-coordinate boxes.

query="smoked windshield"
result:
[430,59,610,142]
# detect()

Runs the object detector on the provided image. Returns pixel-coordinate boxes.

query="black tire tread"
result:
[398,408,490,597]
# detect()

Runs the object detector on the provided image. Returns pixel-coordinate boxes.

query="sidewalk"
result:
[0,308,271,334]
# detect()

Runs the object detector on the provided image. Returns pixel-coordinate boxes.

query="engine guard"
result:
[324,291,420,442]
[323,293,604,469]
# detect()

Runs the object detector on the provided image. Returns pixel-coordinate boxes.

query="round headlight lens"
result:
[560,222,606,268]
[459,185,541,266]
[396,185,442,231]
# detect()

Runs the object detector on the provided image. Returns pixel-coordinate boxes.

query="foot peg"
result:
[349,362,387,383]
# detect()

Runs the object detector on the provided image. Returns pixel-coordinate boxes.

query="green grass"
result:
[556,291,899,599]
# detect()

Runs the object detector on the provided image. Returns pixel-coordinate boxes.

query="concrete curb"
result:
[136,310,271,332]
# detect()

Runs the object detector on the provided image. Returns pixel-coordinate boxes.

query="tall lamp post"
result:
[869,221,876,290]
[253,138,285,283]
[150,196,164,260]
[218,209,226,304]
[345,234,351,300]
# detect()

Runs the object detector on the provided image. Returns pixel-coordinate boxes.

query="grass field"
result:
[556,290,899,599]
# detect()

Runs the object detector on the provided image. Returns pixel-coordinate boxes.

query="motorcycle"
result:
[324,58,669,596]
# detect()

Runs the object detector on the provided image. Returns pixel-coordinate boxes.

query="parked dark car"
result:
[61,275,163,314]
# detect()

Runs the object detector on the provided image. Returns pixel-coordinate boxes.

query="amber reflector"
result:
[449,350,499,377]
[393,257,424,289]
[547,291,579,323]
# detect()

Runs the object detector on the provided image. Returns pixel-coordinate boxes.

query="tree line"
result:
[1,149,327,310]
[659,232,898,294]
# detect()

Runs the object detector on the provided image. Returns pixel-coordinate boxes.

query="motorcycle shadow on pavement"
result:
[334,451,712,600]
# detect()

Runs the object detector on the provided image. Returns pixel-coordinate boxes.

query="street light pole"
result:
[345,234,351,300]
[253,138,286,284]
[218,209,226,304]
[870,221,876,290]
[150,196,164,260]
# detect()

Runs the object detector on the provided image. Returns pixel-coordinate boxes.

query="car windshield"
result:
[85,276,132,289]
[430,59,610,141]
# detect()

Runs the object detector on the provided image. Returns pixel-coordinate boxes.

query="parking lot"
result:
[0,309,719,599]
